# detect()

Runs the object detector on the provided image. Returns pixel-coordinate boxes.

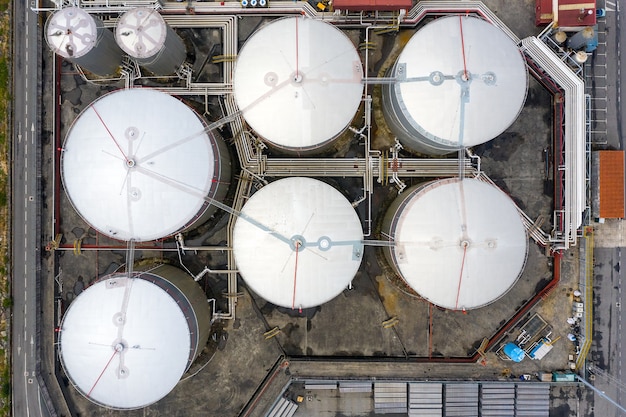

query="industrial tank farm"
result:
[381,178,528,310]
[39,2,575,415]
[382,15,528,155]
[60,87,231,242]
[58,264,211,409]
[233,16,364,154]
[232,177,364,309]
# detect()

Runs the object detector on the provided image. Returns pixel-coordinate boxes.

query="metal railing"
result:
[521,36,586,250]
[575,227,594,370]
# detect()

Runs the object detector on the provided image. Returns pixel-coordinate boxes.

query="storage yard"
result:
[20,0,606,415]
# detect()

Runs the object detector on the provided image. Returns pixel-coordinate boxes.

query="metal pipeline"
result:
[194,267,239,282]
[175,233,232,253]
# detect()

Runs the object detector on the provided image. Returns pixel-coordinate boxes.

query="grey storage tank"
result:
[233,177,364,309]
[382,15,528,155]
[233,16,364,154]
[45,7,123,76]
[381,178,528,310]
[61,88,231,242]
[59,264,211,409]
[115,8,187,75]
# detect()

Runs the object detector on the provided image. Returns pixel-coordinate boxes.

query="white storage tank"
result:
[45,7,124,76]
[233,177,364,309]
[381,178,528,310]
[382,15,528,155]
[61,88,231,242]
[233,16,364,154]
[58,264,211,409]
[115,8,187,75]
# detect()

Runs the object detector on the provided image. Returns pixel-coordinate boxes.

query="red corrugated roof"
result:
[599,151,625,219]
[536,0,597,27]
[333,0,413,11]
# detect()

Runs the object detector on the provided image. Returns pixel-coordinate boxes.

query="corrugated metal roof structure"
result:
[409,383,442,416]
[481,383,515,416]
[597,150,625,218]
[374,382,407,414]
[535,0,597,28]
[445,384,478,417]
[280,380,552,415]
[516,384,550,417]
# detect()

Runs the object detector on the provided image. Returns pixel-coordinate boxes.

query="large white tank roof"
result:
[388,15,527,149]
[46,7,98,59]
[59,274,192,409]
[233,177,364,309]
[115,8,168,59]
[61,88,219,242]
[233,17,364,152]
[386,178,527,310]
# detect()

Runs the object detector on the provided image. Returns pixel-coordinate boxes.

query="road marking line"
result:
[24,355,30,417]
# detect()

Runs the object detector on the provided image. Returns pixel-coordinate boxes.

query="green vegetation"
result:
[0,3,10,416]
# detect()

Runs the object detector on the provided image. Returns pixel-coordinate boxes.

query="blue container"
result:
[503,342,525,363]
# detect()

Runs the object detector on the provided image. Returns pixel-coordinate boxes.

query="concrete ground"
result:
[38,1,593,416]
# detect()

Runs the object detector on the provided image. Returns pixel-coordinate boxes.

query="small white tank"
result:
[233,177,364,309]
[381,178,528,310]
[233,17,364,154]
[115,8,187,75]
[45,7,123,76]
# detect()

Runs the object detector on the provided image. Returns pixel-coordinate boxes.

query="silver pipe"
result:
[194,267,239,282]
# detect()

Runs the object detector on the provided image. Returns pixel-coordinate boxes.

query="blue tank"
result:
[503,342,525,363]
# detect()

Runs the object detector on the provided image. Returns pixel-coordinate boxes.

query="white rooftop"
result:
[46,7,98,59]
[59,275,191,409]
[391,15,527,147]
[233,16,364,151]
[387,178,528,310]
[61,88,218,242]
[233,177,364,309]
[116,8,167,59]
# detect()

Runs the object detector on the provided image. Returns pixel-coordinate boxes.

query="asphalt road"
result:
[11,2,50,417]
[588,3,626,416]
[591,246,626,416]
